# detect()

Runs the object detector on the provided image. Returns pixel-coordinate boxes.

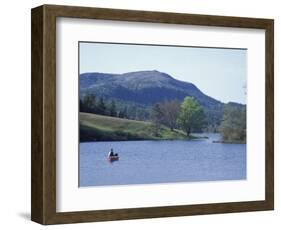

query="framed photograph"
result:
[31,4,274,225]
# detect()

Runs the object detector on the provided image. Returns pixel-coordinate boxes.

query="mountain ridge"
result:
[80,70,223,109]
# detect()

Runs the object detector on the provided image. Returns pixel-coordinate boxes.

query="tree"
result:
[151,103,163,135]
[177,97,205,136]
[97,97,106,115]
[79,99,84,112]
[219,104,246,142]
[160,101,180,130]
[123,106,128,118]
[136,108,148,121]
[118,106,128,119]
[204,108,223,133]
[127,106,137,120]
[82,93,96,113]
[109,100,117,117]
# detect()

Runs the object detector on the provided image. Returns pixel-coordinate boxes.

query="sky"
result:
[79,42,247,104]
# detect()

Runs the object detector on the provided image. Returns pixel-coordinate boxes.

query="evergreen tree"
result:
[109,100,117,117]
[118,106,127,119]
[97,97,106,115]
[79,99,84,112]
[123,106,128,119]
[82,93,96,113]
[128,106,137,120]
[151,103,163,135]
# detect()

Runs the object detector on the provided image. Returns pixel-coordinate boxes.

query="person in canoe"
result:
[108,148,118,157]
[108,148,114,157]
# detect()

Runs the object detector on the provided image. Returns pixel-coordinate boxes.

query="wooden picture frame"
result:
[31,4,274,225]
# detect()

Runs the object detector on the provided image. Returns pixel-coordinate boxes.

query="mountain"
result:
[80,70,222,110]
[79,70,243,131]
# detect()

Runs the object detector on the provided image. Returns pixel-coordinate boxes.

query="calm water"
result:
[79,134,246,187]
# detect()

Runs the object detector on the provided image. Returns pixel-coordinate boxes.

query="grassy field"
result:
[80,112,191,142]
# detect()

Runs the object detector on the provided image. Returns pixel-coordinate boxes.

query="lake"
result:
[79,133,246,187]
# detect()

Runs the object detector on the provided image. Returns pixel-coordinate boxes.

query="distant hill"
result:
[80,70,243,129]
[80,70,221,109]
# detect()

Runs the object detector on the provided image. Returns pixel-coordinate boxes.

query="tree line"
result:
[80,93,127,118]
[80,93,150,120]
[81,93,246,142]
[151,96,246,142]
[151,97,206,137]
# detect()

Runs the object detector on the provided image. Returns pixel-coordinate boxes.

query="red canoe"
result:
[108,156,119,162]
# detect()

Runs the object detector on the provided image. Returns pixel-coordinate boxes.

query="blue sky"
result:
[79,42,247,104]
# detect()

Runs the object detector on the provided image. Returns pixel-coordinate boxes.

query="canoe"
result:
[108,156,119,162]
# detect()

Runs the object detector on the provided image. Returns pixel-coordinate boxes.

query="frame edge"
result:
[265,19,274,210]
[31,5,44,224]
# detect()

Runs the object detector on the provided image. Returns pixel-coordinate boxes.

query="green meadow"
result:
[80,112,191,142]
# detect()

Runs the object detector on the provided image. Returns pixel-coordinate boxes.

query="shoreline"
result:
[80,136,200,143]
[212,140,246,144]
